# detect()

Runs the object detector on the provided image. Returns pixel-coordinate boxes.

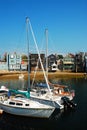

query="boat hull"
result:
[0,103,54,118]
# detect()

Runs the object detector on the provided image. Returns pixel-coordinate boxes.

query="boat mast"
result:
[45,29,48,79]
[29,20,51,92]
[26,17,30,93]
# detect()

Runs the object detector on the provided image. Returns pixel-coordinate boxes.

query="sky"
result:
[0,0,87,55]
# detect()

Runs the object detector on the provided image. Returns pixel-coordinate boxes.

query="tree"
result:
[57,54,63,59]
[2,52,7,62]
[21,54,28,62]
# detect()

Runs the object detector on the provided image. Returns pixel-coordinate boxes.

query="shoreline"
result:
[0,71,86,81]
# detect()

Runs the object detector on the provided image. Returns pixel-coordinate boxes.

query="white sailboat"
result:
[0,96,55,118]
[30,28,76,109]
[0,17,55,118]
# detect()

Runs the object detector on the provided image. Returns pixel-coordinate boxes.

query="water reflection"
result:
[0,109,65,130]
[0,108,78,130]
[0,79,27,91]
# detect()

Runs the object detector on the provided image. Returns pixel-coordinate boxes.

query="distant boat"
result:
[50,62,58,72]
[19,74,24,79]
[0,86,8,97]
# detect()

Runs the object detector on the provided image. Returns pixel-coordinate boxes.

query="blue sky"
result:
[0,0,87,55]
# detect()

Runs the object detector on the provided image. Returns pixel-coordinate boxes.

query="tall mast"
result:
[29,21,51,92]
[26,17,30,93]
[45,29,48,79]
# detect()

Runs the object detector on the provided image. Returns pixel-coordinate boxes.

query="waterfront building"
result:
[0,62,8,70]
[8,53,27,71]
[57,59,63,71]
[84,53,87,73]
[30,53,45,71]
[0,52,87,73]
[0,53,8,70]
[8,53,21,71]
[75,52,84,72]
[47,54,64,72]
[63,54,75,71]
[48,54,57,65]
[48,54,57,71]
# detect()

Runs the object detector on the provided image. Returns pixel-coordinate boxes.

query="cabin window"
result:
[25,104,29,106]
[16,55,20,59]
[9,102,15,105]
[0,91,7,93]
[41,91,46,94]
[53,66,56,68]
[16,103,23,106]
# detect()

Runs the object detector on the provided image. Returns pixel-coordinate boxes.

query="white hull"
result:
[0,104,54,118]
[30,84,75,110]
[0,98,55,118]
[30,88,74,110]
[30,91,64,109]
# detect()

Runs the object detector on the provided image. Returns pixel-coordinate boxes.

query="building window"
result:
[16,55,20,59]
[10,55,14,59]
[10,60,15,63]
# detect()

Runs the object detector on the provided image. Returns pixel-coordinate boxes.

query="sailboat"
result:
[0,95,55,118]
[30,29,76,109]
[0,17,55,118]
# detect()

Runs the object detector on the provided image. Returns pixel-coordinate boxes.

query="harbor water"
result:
[0,77,87,130]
